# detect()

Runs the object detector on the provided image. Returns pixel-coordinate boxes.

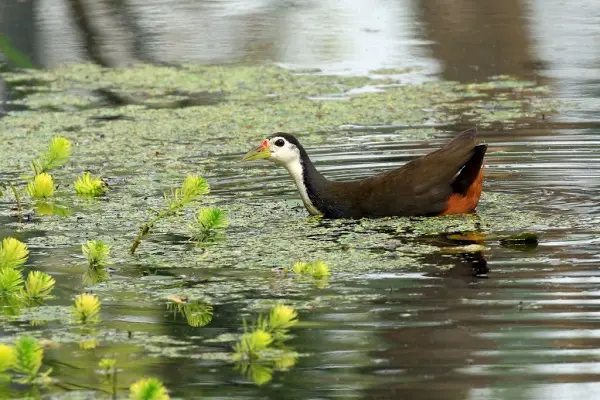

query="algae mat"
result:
[0,64,571,397]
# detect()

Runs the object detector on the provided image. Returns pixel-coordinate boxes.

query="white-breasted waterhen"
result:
[242,128,487,218]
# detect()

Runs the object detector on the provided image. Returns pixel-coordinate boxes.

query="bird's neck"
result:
[283,153,329,216]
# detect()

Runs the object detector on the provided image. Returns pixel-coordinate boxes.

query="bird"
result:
[242,128,487,219]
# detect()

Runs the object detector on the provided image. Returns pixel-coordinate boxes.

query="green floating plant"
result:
[130,174,210,254]
[166,296,213,327]
[98,358,117,374]
[0,269,24,296]
[30,136,72,175]
[82,240,111,284]
[73,293,101,324]
[189,207,228,242]
[74,172,106,197]
[13,336,51,384]
[26,173,55,199]
[292,261,330,280]
[82,240,111,269]
[233,304,299,360]
[234,362,273,386]
[0,344,15,374]
[0,237,29,270]
[232,304,300,385]
[129,377,170,400]
[21,271,55,304]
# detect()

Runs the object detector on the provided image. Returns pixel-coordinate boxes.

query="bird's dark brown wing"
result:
[327,128,485,217]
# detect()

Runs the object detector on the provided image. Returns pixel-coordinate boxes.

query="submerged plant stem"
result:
[129,215,162,255]
[9,184,22,223]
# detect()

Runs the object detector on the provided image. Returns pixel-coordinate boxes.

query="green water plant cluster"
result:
[233,304,300,385]
[189,207,229,243]
[0,336,52,385]
[72,293,101,324]
[284,260,331,287]
[74,172,106,197]
[82,240,111,284]
[0,237,56,308]
[130,174,227,254]
[129,377,170,400]
[166,295,213,327]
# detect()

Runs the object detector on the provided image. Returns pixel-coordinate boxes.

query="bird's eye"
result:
[274,139,285,147]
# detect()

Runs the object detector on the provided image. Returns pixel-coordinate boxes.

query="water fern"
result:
[0,268,24,295]
[129,377,170,400]
[82,240,111,268]
[0,237,29,270]
[0,344,15,373]
[31,136,72,175]
[73,293,101,324]
[74,172,106,196]
[130,174,210,254]
[26,173,55,199]
[190,207,228,241]
[21,271,55,303]
[13,336,43,383]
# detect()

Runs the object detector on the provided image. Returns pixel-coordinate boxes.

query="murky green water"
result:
[1,0,600,399]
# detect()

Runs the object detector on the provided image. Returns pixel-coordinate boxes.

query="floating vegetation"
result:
[82,240,111,284]
[0,238,29,270]
[291,261,331,280]
[129,377,170,400]
[98,358,118,398]
[30,136,72,176]
[166,295,213,327]
[21,271,55,305]
[0,269,24,296]
[72,293,101,324]
[130,174,210,254]
[12,336,52,384]
[26,173,55,199]
[74,172,106,197]
[189,207,228,243]
[232,304,300,385]
[82,240,111,268]
[0,238,55,310]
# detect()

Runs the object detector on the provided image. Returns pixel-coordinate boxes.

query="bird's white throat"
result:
[283,158,322,216]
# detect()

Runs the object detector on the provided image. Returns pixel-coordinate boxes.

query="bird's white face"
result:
[242,136,301,169]
[266,136,301,167]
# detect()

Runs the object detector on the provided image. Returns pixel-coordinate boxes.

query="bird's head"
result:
[242,133,303,168]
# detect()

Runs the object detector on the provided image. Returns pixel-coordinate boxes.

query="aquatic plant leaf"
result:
[72,293,101,324]
[129,377,170,400]
[165,175,209,212]
[26,173,55,199]
[247,363,273,386]
[31,136,72,174]
[0,344,15,373]
[13,336,43,382]
[74,172,106,196]
[82,240,111,268]
[0,268,24,295]
[233,329,273,361]
[98,358,117,372]
[267,304,298,333]
[273,351,298,370]
[0,238,29,270]
[22,271,55,302]
[177,302,213,327]
[191,207,228,241]
[292,261,330,279]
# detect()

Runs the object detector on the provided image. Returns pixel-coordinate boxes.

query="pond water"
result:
[1,0,600,399]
